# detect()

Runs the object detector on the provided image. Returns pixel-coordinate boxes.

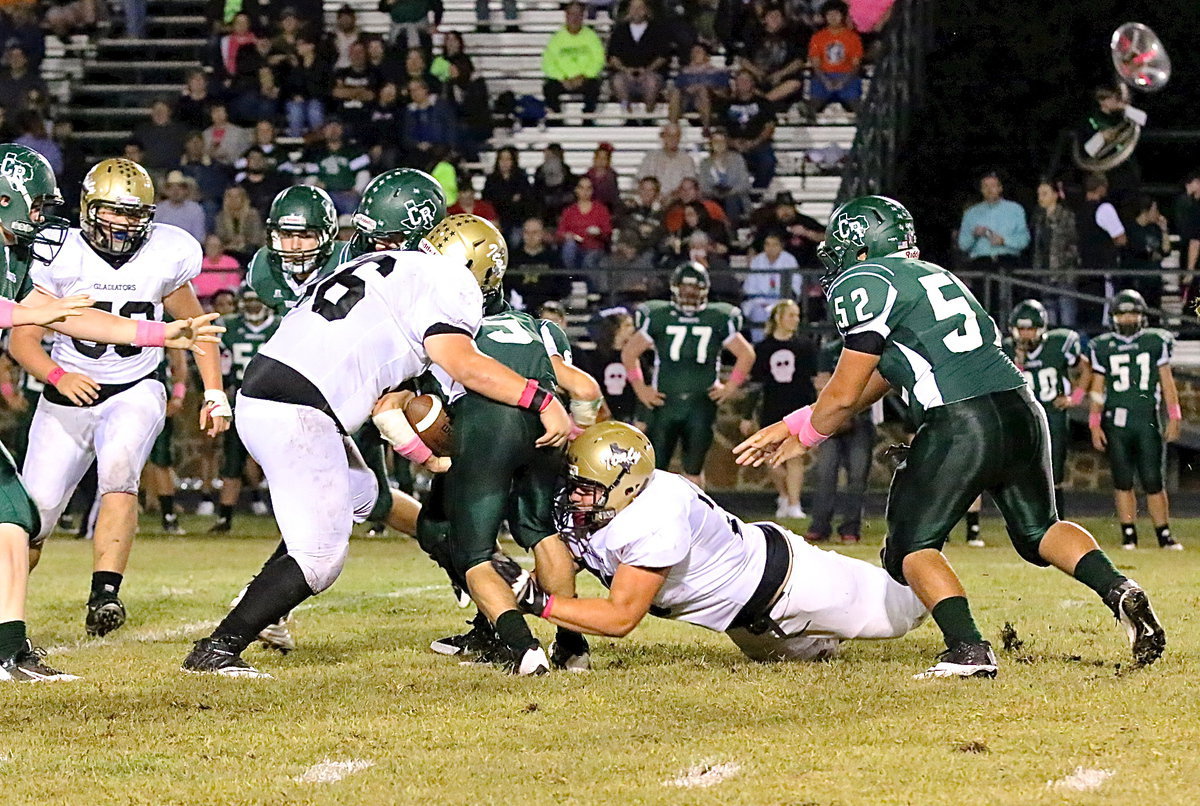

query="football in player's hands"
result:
[403,393,454,457]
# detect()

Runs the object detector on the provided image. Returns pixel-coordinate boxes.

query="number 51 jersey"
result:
[30,224,201,384]
[826,256,1024,423]
[255,250,483,433]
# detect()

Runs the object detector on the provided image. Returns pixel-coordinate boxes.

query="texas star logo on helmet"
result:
[603,444,640,471]
[835,215,870,245]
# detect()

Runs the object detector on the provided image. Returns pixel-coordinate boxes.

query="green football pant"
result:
[1103,419,1165,494]
[645,392,717,475]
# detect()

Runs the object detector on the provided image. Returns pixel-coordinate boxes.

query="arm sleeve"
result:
[171,234,204,291]
[29,252,65,296]
[413,261,485,342]
[613,508,690,568]
[1157,332,1174,366]
[541,34,564,80]
[634,304,651,333]
[584,28,607,77]
[1004,202,1030,251]
[539,319,572,363]
[722,306,743,344]
[957,207,978,253]
[1063,331,1082,366]
[1096,203,1125,239]
[828,272,897,339]
[1089,342,1105,373]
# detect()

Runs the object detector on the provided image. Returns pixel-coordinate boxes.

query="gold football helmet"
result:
[555,422,656,552]
[80,158,156,256]
[419,213,508,310]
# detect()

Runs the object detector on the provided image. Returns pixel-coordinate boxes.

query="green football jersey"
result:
[1002,328,1082,407]
[247,240,351,315]
[1089,328,1173,419]
[220,312,281,387]
[827,256,1023,422]
[636,299,743,397]
[470,309,558,391]
[0,246,34,302]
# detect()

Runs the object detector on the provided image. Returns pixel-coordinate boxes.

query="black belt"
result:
[729,522,793,632]
[42,371,156,408]
[241,355,346,433]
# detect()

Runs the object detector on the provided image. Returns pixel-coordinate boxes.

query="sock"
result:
[218,503,234,521]
[213,555,313,652]
[965,511,980,542]
[90,571,123,600]
[158,495,176,518]
[1121,523,1138,544]
[554,625,588,656]
[1053,487,1065,518]
[931,596,984,648]
[249,489,263,504]
[494,609,537,653]
[1073,549,1126,598]
[1155,524,1172,546]
[0,619,26,659]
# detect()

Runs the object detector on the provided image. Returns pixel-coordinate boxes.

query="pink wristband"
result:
[1069,387,1086,406]
[395,435,433,464]
[728,368,747,386]
[517,378,539,409]
[1089,411,1102,429]
[627,365,644,383]
[134,320,166,348]
[0,383,13,397]
[0,298,15,329]
[46,367,66,387]
[1168,404,1182,421]
[568,423,584,440]
[171,382,187,400]
[782,405,831,447]
[541,595,555,619]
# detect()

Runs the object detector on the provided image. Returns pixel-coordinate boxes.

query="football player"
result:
[401,214,602,675]
[0,145,220,679]
[181,186,574,678]
[1087,290,1182,550]
[735,196,1165,678]
[1004,299,1090,517]
[11,158,231,638]
[623,263,755,487]
[493,421,928,662]
[143,348,190,535]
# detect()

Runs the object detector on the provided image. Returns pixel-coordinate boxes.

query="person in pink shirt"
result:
[557,176,612,270]
[196,234,243,302]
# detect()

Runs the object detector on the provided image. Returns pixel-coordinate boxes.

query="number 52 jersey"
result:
[30,224,201,384]
[826,256,1024,422]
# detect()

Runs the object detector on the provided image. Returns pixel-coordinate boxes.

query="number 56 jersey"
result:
[826,256,1023,423]
[30,224,201,384]
[256,250,483,433]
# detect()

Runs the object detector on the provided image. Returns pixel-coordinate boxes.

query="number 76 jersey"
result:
[827,256,1024,422]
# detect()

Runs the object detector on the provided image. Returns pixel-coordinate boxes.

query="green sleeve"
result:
[724,305,744,342]
[1062,331,1082,366]
[1088,338,1106,374]
[1154,330,1174,366]
[634,304,652,333]
[539,319,572,363]
[828,271,896,338]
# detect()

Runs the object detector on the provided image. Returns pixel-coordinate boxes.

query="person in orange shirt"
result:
[807,0,863,114]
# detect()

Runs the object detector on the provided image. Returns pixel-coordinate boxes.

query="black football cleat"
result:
[913,641,998,680]
[431,614,500,657]
[550,636,591,672]
[85,594,126,638]
[208,517,231,534]
[182,637,272,678]
[0,640,79,682]
[1104,579,1166,666]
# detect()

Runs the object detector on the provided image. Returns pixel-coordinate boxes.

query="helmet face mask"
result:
[669,262,710,314]
[0,144,68,264]
[347,168,447,258]
[819,195,917,293]
[1008,299,1048,349]
[80,159,156,257]
[1110,289,1147,336]
[240,287,268,324]
[266,186,337,275]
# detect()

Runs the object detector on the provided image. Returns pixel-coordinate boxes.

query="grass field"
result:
[3,514,1198,805]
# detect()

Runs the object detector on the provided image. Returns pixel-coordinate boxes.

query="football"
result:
[403,393,454,457]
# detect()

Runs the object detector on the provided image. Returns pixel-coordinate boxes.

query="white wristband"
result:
[570,397,602,427]
[373,407,420,448]
[203,389,232,419]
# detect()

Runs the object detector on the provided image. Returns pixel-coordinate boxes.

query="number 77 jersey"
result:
[827,256,1024,422]
[635,299,743,396]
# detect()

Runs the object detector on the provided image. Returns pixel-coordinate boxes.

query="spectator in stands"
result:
[449,178,499,224]
[720,70,777,189]
[430,31,465,83]
[637,122,696,201]
[365,36,406,87]
[381,0,443,52]
[483,146,529,242]
[698,128,751,223]
[178,131,233,225]
[606,0,670,119]
[742,232,801,336]
[132,100,191,180]
[238,120,287,170]
[753,192,825,267]
[806,0,863,115]
[328,5,363,71]
[231,66,282,128]
[509,217,568,310]
[307,118,371,214]
[957,171,1030,270]
[157,171,207,244]
[0,44,46,122]
[268,8,303,64]
[666,200,729,261]
[1076,171,1125,330]
[232,34,273,100]
[123,138,146,166]
[1174,171,1200,294]
[7,5,47,67]
[585,142,621,214]
[532,143,577,222]
[476,0,517,33]
[848,0,895,33]
[741,5,806,111]
[198,234,243,301]
[542,1,605,125]
[446,55,492,162]
[203,102,252,165]
[331,40,380,139]
[428,145,459,204]
[615,176,667,260]
[1031,179,1079,328]
[44,0,103,49]
[283,36,332,137]
[236,147,289,218]
[667,42,729,131]
[365,82,404,171]
[580,310,638,422]
[557,176,612,271]
[664,176,727,232]
[402,77,457,162]
[215,185,266,265]
[213,12,257,87]
[12,112,60,177]
[397,47,441,105]
[1123,194,1168,310]
[178,69,216,131]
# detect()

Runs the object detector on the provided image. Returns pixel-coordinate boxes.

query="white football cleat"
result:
[250,500,269,516]
[258,616,296,654]
[516,645,550,676]
[787,504,807,519]
[967,538,986,548]
[195,501,215,516]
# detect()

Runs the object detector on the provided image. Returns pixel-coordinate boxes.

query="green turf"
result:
[2,514,1196,805]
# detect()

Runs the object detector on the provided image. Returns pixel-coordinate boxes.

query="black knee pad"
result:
[880,540,908,585]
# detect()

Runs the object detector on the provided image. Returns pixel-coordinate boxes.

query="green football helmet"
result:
[266,186,338,276]
[348,168,447,257]
[1008,298,1048,347]
[669,261,710,314]
[238,283,269,325]
[1110,288,1147,336]
[817,195,917,293]
[0,143,68,264]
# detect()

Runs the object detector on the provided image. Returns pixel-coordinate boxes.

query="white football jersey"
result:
[30,225,201,384]
[573,470,766,631]
[257,249,483,432]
